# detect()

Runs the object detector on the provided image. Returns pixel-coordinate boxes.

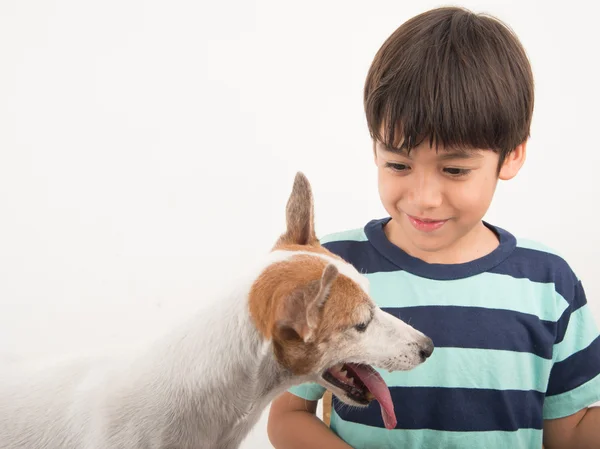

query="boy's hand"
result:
[267,392,353,449]
[544,407,600,449]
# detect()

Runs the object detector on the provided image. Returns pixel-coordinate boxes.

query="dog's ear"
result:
[305,263,337,334]
[276,172,318,247]
[275,263,338,343]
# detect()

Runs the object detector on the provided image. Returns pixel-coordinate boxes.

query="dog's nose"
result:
[419,337,434,361]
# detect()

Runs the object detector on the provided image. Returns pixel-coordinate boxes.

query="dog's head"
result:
[248,172,433,429]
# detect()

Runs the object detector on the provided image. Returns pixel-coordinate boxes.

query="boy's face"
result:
[373,138,525,261]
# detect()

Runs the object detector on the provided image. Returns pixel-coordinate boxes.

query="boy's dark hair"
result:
[364,6,534,168]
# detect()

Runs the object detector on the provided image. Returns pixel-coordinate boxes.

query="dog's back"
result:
[0,355,114,449]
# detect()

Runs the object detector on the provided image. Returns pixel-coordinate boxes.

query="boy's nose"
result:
[408,176,443,209]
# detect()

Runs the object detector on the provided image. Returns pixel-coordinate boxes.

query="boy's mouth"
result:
[407,215,448,232]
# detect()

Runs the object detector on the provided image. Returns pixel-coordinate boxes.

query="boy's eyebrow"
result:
[436,150,484,161]
[378,142,483,160]
[379,143,413,157]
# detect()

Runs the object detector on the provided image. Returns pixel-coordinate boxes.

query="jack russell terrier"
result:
[0,172,433,449]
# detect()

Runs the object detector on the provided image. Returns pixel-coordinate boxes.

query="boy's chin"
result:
[400,223,458,253]
[401,220,488,257]
[407,235,452,254]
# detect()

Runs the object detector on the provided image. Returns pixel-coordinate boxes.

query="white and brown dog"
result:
[0,172,433,449]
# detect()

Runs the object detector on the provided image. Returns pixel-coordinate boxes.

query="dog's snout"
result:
[419,337,434,361]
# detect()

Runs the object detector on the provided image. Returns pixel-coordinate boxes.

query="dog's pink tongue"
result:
[347,363,397,430]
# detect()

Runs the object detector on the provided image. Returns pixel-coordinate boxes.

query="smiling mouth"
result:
[407,215,448,232]
[322,362,397,429]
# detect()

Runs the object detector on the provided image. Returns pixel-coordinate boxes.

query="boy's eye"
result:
[385,162,409,172]
[443,167,471,176]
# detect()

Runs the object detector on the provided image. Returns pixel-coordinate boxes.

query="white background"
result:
[1,0,598,447]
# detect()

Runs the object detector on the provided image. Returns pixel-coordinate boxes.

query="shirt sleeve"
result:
[288,382,327,401]
[543,279,600,419]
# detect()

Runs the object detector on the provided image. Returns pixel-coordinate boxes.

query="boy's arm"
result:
[542,275,600,448]
[267,391,353,449]
[544,406,600,449]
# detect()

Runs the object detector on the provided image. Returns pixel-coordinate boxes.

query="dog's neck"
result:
[139,253,303,446]
[168,288,292,400]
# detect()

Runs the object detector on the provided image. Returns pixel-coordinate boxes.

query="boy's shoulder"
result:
[511,232,580,279]
[318,225,369,245]
[318,218,391,245]
[514,235,565,259]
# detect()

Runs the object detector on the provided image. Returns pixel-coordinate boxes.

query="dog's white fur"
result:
[0,173,432,449]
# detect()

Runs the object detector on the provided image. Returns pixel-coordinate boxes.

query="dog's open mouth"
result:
[323,362,396,429]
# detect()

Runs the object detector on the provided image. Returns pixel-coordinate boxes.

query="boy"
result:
[266,6,600,449]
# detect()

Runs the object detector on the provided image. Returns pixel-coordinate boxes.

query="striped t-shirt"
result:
[288,217,600,449]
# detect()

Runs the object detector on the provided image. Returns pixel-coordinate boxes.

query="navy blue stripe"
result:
[549,281,588,345]
[490,248,580,308]
[547,336,600,396]
[385,306,555,359]
[573,280,588,312]
[322,240,399,273]
[333,387,544,431]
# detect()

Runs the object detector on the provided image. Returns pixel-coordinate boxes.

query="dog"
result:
[0,172,433,449]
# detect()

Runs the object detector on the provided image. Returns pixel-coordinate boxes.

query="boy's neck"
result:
[383,220,500,265]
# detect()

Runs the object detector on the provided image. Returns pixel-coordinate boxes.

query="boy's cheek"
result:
[377,181,403,204]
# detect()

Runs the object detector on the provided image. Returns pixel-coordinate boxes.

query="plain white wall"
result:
[1,0,598,447]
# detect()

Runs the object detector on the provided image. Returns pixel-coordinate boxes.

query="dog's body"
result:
[0,173,433,449]
[0,250,314,449]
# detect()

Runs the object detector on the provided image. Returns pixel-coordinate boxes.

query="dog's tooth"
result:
[348,377,354,385]
[365,392,375,401]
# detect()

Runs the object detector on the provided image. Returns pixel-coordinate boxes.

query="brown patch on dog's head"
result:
[248,255,372,375]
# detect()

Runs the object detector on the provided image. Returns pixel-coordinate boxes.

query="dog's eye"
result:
[354,322,368,332]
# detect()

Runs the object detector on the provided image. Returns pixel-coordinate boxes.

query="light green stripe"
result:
[320,227,368,244]
[378,347,551,392]
[544,372,600,419]
[554,304,600,363]
[516,237,562,256]
[366,270,568,321]
[331,410,543,449]
[288,382,326,401]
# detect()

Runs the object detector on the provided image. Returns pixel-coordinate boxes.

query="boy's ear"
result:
[499,140,527,180]
[373,140,379,165]
[276,172,318,247]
